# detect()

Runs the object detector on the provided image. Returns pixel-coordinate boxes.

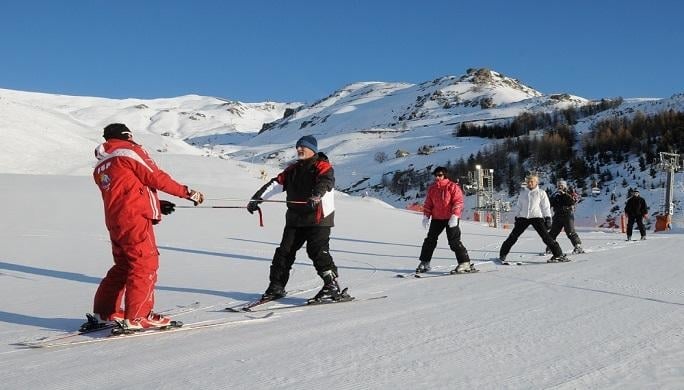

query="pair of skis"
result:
[396,260,503,279]
[15,301,208,348]
[18,312,277,349]
[224,288,387,313]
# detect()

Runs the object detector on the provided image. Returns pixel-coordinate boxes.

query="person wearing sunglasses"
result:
[416,167,474,274]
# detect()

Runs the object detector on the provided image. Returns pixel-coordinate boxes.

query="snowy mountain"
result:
[224,69,588,190]
[0,87,299,174]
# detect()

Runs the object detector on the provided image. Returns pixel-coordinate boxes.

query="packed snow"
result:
[1,156,683,389]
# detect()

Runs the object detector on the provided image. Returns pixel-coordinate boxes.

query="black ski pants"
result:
[419,219,470,264]
[269,226,337,287]
[626,215,646,238]
[548,213,582,248]
[500,217,562,258]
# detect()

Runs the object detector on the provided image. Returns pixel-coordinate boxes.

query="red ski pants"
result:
[94,217,159,321]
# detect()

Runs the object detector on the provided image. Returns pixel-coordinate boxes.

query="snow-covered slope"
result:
[0,87,299,174]
[1,168,683,389]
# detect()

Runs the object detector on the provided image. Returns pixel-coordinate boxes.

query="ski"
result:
[396,264,454,278]
[224,289,307,312]
[110,319,184,336]
[502,260,528,266]
[495,256,558,266]
[413,269,497,279]
[245,294,388,313]
[19,312,276,349]
[14,301,204,347]
[496,256,589,266]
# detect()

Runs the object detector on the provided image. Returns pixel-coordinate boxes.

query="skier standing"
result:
[546,180,584,254]
[246,135,350,303]
[625,188,648,241]
[499,175,568,263]
[89,123,205,331]
[416,167,474,274]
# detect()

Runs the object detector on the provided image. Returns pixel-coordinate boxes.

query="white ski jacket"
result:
[515,187,552,219]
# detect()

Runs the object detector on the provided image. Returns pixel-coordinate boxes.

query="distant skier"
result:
[246,135,351,303]
[625,188,648,241]
[89,123,204,331]
[499,175,568,263]
[546,180,584,254]
[416,167,474,274]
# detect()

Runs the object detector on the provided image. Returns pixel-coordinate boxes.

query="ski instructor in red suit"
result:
[90,123,204,331]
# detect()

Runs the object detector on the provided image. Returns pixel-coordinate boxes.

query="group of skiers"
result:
[416,172,574,273]
[86,123,649,332]
[415,172,648,272]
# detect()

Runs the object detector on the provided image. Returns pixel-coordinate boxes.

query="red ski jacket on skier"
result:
[423,179,464,220]
[93,139,190,230]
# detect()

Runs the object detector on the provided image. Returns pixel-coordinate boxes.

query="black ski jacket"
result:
[550,191,576,216]
[624,195,648,217]
[253,152,335,227]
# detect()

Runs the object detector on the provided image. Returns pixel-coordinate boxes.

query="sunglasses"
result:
[434,173,445,177]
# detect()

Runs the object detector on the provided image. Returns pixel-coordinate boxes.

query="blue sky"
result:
[1,0,682,103]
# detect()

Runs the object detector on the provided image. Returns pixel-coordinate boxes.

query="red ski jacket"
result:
[423,179,464,220]
[93,139,189,231]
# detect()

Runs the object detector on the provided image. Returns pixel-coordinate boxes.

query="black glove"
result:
[160,200,176,215]
[246,198,262,214]
[544,217,552,229]
[308,195,321,211]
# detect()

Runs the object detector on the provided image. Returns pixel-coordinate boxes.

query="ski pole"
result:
[176,206,264,227]
[176,206,247,209]
[204,198,307,204]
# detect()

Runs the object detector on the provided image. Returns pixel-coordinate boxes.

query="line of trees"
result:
[583,109,684,161]
[384,105,682,199]
[454,98,623,139]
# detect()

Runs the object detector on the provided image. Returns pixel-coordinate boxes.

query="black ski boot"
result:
[450,261,477,274]
[416,261,431,273]
[308,271,351,303]
[79,313,111,332]
[547,254,570,263]
[261,283,286,301]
